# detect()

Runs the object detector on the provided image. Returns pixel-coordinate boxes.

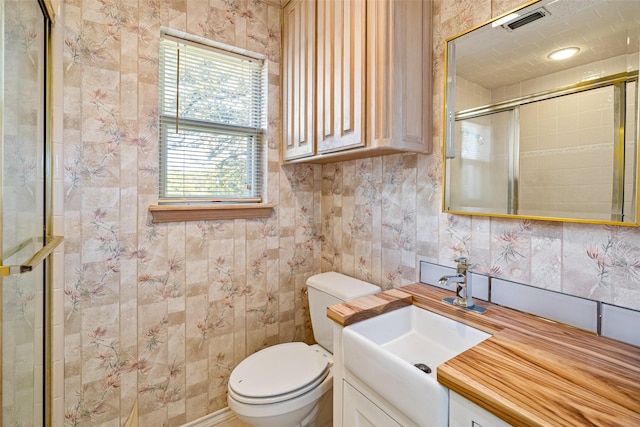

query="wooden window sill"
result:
[148,203,275,223]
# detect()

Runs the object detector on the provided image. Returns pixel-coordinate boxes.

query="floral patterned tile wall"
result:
[62,0,322,426]
[321,0,640,310]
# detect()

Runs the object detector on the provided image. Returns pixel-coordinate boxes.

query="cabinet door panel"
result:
[450,391,512,427]
[282,0,315,160]
[343,381,402,427]
[365,0,431,153]
[317,0,365,154]
[395,0,430,147]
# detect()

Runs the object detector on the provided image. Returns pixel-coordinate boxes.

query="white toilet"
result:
[227,272,380,427]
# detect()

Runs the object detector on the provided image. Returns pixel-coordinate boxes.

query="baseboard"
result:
[182,407,238,427]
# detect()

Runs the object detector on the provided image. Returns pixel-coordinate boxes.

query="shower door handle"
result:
[0,235,64,276]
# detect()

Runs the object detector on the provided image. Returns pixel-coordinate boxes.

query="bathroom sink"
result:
[342,305,490,426]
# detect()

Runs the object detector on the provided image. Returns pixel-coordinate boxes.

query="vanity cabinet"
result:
[343,380,402,427]
[281,0,432,163]
[449,391,511,427]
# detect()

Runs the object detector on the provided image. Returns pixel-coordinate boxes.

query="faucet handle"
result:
[454,257,468,275]
[454,256,468,265]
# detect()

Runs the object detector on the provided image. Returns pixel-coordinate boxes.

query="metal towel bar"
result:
[0,235,64,276]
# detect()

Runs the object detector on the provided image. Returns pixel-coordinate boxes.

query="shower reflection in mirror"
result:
[446,73,637,222]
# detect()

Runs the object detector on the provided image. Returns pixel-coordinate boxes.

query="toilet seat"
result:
[228,342,330,405]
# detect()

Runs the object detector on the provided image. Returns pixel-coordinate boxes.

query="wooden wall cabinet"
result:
[316,0,366,155]
[281,0,432,164]
[282,0,316,160]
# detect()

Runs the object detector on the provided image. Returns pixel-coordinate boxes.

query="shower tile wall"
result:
[494,53,638,219]
[518,88,615,219]
[455,76,491,111]
[625,83,637,219]
[50,0,66,422]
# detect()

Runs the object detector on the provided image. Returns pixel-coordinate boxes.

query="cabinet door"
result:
[317,0,366,154]
[450,391,512,427]
[343,381,402,427]
[366,0,431,153]
[282,0,316,160]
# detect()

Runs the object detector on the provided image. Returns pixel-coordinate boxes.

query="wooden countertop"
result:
[327,283,640,427]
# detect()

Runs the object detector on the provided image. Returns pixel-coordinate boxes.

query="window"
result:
[158,34,265,203]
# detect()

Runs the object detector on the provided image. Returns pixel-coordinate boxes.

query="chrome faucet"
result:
[438,257,486,313]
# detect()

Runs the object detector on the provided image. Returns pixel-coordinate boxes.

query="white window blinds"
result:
[158,35,265,203]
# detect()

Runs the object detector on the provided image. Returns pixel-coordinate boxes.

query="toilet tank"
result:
[306,272,380,353]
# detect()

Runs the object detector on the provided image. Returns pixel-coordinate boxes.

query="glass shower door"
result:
[445,110,515,214]
[1,1,52,425]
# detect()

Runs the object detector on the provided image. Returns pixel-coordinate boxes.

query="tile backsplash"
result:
[491,278,598,333]
[601,304,640,347]
[420,261,640,347]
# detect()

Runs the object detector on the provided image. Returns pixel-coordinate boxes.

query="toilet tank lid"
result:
[306,272,380,302]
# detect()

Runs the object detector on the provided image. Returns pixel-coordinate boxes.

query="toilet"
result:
[227,272,380,427]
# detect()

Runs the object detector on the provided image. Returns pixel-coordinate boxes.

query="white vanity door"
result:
[450,391,511,427]
[343,381,402,427]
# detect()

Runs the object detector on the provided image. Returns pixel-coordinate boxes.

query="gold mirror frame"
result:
[442,0,640,227]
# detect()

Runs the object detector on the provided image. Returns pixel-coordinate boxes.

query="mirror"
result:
[443,0,640,225]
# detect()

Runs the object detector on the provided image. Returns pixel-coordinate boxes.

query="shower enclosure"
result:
[1,0,61,425]
[445,73,638,222]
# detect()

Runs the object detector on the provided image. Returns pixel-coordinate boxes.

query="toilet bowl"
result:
[227,343,333,427]
[227,272,380,427]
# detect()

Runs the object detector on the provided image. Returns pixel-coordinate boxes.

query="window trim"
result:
[158,31,265,201]
[148,203,275,223]
[151,29,271,222]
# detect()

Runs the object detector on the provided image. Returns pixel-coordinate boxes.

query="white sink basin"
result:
[342,305,490,426]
